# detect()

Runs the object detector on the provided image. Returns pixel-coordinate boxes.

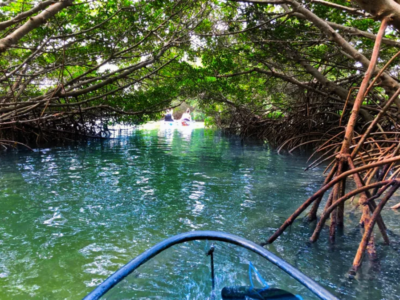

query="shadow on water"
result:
[0,127,399,299]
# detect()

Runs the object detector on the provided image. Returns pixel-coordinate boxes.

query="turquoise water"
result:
[1,128,400,299]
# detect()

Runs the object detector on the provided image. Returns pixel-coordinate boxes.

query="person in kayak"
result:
[181,108,191,125]
[164,109,174,122]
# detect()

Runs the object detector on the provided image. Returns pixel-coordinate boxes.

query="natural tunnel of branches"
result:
[2,0,400,273]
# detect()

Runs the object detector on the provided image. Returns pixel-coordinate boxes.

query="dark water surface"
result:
[1,128,400,299]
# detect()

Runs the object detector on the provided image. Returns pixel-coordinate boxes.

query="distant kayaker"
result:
[181,108,191,124]
[164,109,174,122]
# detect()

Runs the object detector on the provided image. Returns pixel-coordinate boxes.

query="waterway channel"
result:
[1,126,400,299]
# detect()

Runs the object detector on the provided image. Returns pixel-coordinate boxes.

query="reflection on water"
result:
[0,128,400,299]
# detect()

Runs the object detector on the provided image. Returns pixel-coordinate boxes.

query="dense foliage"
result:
[1,0,399,148]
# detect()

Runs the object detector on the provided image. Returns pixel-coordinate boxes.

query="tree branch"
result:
[352,0,400,31]
[309,0,368,16]
[0,0,73,53]
[0,0,56,31]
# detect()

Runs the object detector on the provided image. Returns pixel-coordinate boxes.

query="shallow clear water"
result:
[1,128,400,299]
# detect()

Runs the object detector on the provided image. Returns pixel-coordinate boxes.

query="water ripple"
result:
[0,128,399,299]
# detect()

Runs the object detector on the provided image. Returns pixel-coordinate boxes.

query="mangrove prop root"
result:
[307,163,337,221]
[309,181,395,243]
[266,17,400,274]
[347,158,390,244]
[391,202,400,209]
[340,17,388,155]
[360,194,376,260]
[267,156,400,244]
[329,160,344,242]
[337,168,347,227]
[266,190,326,244]
[351,183,400,272]
[351,87,400,159]
[323,190,335,214]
